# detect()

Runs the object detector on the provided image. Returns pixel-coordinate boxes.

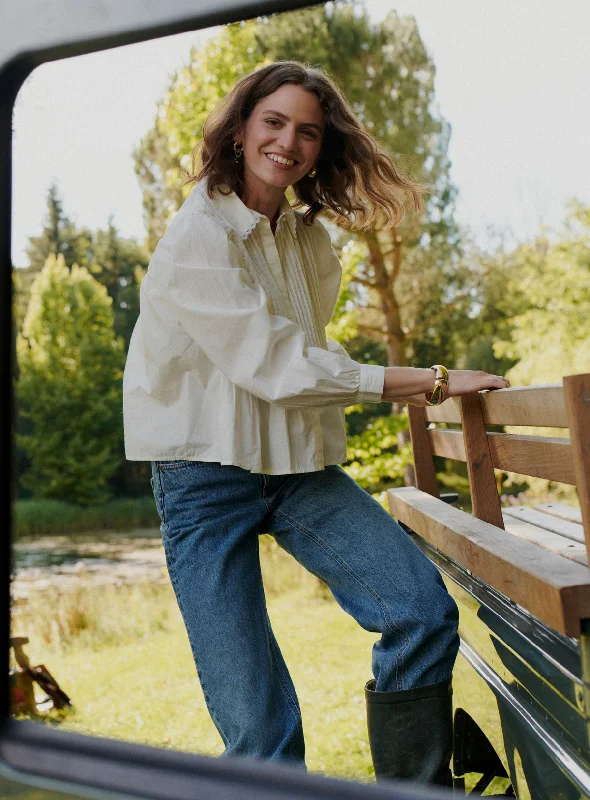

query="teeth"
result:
[266,153,295,166]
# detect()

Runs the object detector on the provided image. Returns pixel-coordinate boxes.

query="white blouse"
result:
[123,178,385,474]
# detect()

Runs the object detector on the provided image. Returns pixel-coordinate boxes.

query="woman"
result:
[123,61,509,786]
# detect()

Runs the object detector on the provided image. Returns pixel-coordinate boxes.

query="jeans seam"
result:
[265,611,303,724]
[260,474,271,512]
[253,548,302,723]
[163,544,228,746]
[273,508,411,690]
[156,461,196,471]
[156,465,167,524]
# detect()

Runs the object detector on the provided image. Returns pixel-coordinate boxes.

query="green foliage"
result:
[133,2,459,257]
[18,185,148,351]
[89,214,149,352]
[494,199,590,385]
[16,185,149,501]
[25,182,94,272]
[326,235,366,342]
[16,254,125,505]
[13,497,158,537]
[343,410,412,491]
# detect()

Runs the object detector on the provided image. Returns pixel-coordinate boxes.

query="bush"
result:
[13,497,159,537]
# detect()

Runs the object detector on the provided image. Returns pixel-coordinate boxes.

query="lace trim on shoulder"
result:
[187,180,263,240]
[187,182,233,235]
[240,214,262,240]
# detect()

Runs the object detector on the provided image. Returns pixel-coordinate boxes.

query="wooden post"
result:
[407,405,440,498]
[460,393,505,529]
[563,373,590,562]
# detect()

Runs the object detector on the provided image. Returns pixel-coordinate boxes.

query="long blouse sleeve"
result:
[145,210,384,409]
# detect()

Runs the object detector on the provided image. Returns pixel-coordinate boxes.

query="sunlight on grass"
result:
[12,529,508,789]
[12,534,377,782]
[22,588,377,782]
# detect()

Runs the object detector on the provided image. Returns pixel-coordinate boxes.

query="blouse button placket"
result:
[259,217,296,322]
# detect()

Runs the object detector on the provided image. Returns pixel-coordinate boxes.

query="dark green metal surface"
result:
[413,533,590,799]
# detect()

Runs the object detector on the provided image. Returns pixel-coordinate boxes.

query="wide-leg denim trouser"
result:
[151,460,460,767]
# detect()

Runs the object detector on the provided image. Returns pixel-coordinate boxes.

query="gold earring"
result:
[233,141,243,162]
[308,167,317,178]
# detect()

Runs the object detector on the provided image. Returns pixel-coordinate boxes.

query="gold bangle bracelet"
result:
[425,364,449,406]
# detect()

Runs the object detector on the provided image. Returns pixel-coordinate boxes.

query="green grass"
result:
[12,535,376,780]
[12,532,511,790]
[13,497,159,538]
[20,586,377,783]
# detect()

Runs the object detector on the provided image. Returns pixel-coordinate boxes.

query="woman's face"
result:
[236,83,324,194]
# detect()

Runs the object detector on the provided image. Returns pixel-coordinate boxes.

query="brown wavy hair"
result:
[182,60,429,230]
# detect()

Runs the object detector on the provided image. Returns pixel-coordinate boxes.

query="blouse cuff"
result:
[357,364,386,403]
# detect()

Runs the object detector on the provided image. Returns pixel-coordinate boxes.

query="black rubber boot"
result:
[365,676,454,788]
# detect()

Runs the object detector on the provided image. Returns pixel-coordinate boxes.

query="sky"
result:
[11,0,590,267]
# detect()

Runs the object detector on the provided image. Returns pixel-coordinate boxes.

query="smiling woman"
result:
[122,58,508,789]
[182,60,427,231]
[124,56,506,785]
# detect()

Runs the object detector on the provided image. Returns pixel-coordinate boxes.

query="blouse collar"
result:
[203,181,298,240]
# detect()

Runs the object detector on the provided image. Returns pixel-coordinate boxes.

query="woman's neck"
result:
[240,173,285,230]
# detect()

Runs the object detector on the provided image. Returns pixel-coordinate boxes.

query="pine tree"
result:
[16,254,125,505]
[25,182,93,272]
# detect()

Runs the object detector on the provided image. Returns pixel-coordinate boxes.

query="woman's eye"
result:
[265,119,316,138]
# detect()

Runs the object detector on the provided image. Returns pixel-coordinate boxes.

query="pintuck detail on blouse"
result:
[123,178,385,474]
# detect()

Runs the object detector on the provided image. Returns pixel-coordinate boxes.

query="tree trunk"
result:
[360,230,415,486]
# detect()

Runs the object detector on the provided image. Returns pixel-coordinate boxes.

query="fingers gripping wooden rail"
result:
[390,373,590,637]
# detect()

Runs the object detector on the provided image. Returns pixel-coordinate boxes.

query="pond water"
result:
[12,531,167,599]
[14,549,116,569]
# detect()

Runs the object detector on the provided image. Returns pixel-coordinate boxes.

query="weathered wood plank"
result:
[487,433,574,484]
[534,503,583,525]
[563,373,590,564]
[407,405,439,498]
[460,393,504,528]
[429,429,466,461]
[387,486,590,637]
[502,514,588,566]
[503,507,585,543]
[429,430,575,484]
[425,385,567,427]
[424,398,462,424]
[481,385,567,427]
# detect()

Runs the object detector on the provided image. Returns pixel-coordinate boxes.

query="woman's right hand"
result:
[446,370,510,398]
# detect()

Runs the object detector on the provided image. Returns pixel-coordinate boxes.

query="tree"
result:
[494,199,590,385]
[90,214,149,352]
[21,185,148,352]
[16,254,125,505]
[133,2,463,486]
[17,187,150,500]
[134,5,461,368]
[25,182,93,272]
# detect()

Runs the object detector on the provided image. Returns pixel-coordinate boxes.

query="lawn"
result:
[12,532,507,792]
[24,586,377,783]
[13,534,380,783]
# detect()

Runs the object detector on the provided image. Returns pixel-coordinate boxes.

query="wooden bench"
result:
[387,373,590,637]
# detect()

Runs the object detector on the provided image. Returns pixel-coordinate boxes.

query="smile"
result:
[265,153,297,167]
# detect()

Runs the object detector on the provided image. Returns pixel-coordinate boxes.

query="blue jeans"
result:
[151,460,459,767]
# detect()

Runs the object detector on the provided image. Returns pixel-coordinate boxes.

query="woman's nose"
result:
[277,126,298,152]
